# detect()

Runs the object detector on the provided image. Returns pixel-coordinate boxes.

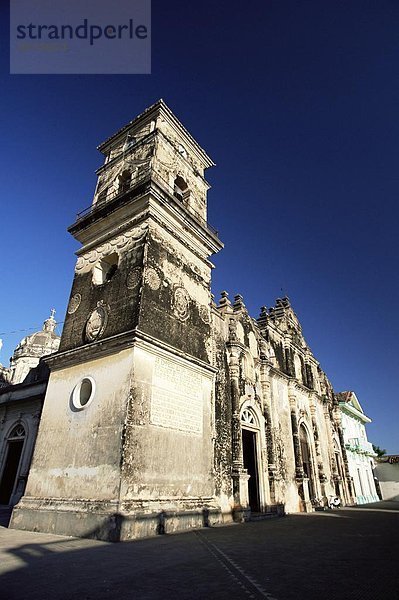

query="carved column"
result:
[289,387,303,480]
[310,397,327,503]
[305,362,314,390]
[322,398,339,483]
[284,335,295,377]
[229,348,242,458]
[260,356,276,503]
[227,318,248,520]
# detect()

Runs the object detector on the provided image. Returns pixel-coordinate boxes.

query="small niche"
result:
[118,170,132,194]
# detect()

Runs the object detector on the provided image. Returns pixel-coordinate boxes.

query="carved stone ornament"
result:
[199,305,211,324]
[126,267,142,290]
[172,286,190,321]
[75,225,147,274]
[67,293,81,314]
[85,302,108,342]
[205,337,214,364]
[145,267,161,291]
[228,317,238,342]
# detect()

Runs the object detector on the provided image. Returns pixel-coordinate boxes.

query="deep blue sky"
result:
[1,1,398,452]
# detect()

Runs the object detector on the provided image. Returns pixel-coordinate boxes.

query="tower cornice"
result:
[97,99,215,169]
[68,171,223,256]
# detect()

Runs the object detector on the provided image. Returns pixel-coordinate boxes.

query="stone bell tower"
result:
[11,100,224,540]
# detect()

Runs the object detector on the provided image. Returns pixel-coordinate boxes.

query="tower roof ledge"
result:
[97,99,215,169]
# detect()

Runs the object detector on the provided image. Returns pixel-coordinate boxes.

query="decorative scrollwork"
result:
[126,267,142,290]
[9,424,25,439]
[85,302,108,342]
[172,286,190,321]
[75,225,147,274]
[145,268,161,291]
[199,305,211,324]
[67,293,81,314]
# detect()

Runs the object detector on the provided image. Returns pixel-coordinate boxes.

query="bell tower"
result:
[11,100,224,540]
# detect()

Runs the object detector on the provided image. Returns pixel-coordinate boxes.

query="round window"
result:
[72,377,96,410]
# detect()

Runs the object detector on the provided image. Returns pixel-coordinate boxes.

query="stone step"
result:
[249,511,282,521]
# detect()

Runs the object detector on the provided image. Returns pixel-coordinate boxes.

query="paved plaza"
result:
[0,502,398,600]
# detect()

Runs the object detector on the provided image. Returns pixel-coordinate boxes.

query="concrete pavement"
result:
[1,502,398,600]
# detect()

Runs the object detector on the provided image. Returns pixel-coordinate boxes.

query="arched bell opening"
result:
[173,176,190,204]
[118,170,132,194]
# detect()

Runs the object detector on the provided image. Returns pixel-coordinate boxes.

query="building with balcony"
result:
[337,391,379,504]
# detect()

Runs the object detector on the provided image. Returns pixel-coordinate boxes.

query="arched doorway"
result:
[0,424,26,505]
[299,424,316,502]
[241,408,261,512]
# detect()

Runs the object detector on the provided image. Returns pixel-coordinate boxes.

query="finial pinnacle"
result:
[43,308,57,333]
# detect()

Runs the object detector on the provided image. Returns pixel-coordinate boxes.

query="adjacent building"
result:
[337,391,379,504]
[0,313,60,506]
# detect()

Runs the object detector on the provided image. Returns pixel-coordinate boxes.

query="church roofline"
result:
[335,392,371,423]
[0,379,47,404]
[97,99,215,169]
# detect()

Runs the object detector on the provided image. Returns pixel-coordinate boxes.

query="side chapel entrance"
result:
[241,408,261,512]
[0,424,25,505]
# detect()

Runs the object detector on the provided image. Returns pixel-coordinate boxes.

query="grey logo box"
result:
[10,0,151,74]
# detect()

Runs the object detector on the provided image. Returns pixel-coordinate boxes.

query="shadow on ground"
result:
[345,500,399,511]
[0,502,398,600]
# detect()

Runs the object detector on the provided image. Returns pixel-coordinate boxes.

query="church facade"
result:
[7,101,359,540]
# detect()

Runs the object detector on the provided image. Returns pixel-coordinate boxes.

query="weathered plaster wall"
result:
[24,349,133,501]
[96,132,154,205]
[60,226,146,352]
[154,118,208,219]
[120,345,215,508]
[375,462,399,501]
[139,223,212,364]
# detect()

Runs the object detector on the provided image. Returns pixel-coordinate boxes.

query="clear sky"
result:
[1,1,398,452]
